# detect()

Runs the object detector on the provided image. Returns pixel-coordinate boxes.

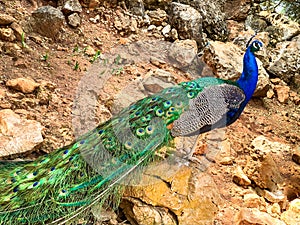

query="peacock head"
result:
[248,40,263,53]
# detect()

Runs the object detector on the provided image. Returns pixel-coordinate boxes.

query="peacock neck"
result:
[237,47,259,104]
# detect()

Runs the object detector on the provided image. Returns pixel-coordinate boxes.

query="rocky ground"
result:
[0,0,299,224]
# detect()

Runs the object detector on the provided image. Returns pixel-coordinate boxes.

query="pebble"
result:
[6,77,40,94]
[233,166,252,186]
[292,147,300,165]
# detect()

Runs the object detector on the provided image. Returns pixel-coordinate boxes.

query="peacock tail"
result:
[0,40,262,224]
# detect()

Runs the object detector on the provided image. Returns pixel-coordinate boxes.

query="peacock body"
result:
[0,40,262,224]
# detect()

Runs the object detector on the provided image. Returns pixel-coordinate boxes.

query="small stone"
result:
[235,208,286,225]
[62,0,82,13]
[89,14,100,24]
[274,85,290,103]
[0,28,16,42]
[147,9,168,26]
[267,203,281,216]
[243,193,266,209]
[219,156,234,165]
[143,76,174,93]
[67,13,81,27]
[0,13,16,25]
[281,199,300,225]
[233,166,252,186]
[6,77,40,94]
[147,24,156,31]
[0,88,5,98]
[84,45,96,56]
[292,147,300,165]
[263,190,285,203]
[267,88,275,98]
[162,24,171,37]
[10,22,24,41]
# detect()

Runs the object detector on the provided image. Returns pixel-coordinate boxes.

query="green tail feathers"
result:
[0,79,211,224]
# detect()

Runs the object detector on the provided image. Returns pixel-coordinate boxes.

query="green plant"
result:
[74,61,80,71]
[41,53,49,61]
[90,50,101,63]
[21,32,27,48]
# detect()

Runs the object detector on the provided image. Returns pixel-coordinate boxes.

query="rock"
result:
[0,109,43,157]
[254,60,271,97]
[61,0,82,14]
[113,13,137,34]
[260,11,300,42]
[142,0,172,10]
[263,190,286,203]
[244,136,287,190]
[169,2,204,47]
[121,198,176,225]
[245,15,268,32]
[161,24,171,37]
[10,22,24,41]
[168,39,198,70]
[178,0,228,41]
[235,208,286,225]
[281,199,300,225]
[268,37,300,86]
[0,28,16,42]
[143,75,174,93]
[31,6,65,39]
[0,13,16,25]
[224,0,251,21]
[121,166,221,225]
[227,20,244,41]
[6,77,40,94]
[67,13,81,27]
[233,166,252,186]
[125,0,145,16]
[243,193,266,209]
[274,85,290,103]
[84,45,96,56]
[202,41,243,80]
[147,9,168,26]
[292,147,300,165]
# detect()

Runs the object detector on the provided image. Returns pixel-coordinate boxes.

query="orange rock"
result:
[6,77,39,94]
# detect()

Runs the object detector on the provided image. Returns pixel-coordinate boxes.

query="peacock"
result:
[0,38,263,225]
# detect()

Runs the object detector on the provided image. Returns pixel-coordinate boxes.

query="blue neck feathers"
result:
[237,46,259,105]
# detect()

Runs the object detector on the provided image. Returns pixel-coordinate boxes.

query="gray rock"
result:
[31,6,65,39]
[245,15,268,32]
[125,0,145,16]
[260,11,300,42]
[177,0,228,41]
[67,13,81,27]
[61,0,82,14]
[268,36,300,87]
[169,2,204,47]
